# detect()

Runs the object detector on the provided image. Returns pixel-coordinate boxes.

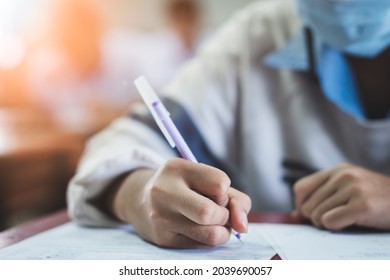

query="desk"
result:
[0,133,82,229]
[0,210,304,252]
[0,107,118,230]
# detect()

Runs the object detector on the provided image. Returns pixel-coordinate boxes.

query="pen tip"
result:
[235,233,242,242]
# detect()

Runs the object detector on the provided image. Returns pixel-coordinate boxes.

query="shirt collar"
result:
[264,29,372,120]
[264,29,310,71]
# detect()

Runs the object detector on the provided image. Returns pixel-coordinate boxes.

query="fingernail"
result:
[241,212,248,232]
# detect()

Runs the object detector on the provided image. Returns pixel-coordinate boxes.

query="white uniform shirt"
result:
[67,0,390,227]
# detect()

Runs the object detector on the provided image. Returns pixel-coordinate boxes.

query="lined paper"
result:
[260,224,390,260]
[0,223,275,260]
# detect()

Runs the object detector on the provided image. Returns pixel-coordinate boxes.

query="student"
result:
[67,0,390,249]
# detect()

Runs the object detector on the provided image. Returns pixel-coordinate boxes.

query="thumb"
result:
[228,187,251,233]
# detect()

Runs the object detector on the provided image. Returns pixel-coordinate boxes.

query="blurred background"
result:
[0,0,257,230]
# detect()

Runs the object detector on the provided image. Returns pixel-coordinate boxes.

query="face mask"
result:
[296,0,390,57]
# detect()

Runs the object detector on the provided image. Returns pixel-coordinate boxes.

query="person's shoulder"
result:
[232,0,297,23]
[200,0,299,56]
[243,0,300,45]
[215,0,299,41]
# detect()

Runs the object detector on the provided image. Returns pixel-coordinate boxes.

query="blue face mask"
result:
[296,0,390,57]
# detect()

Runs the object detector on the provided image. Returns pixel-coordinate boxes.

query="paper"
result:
[0,223,276,260]
[260,224,390,260]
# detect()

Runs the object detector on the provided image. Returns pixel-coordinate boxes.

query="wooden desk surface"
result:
[0,210,304,250]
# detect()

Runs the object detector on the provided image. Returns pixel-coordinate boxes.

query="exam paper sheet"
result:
[0,223,276,260]
[260,224,390,260]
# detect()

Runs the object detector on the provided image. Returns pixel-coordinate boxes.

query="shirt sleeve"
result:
[67,117,176,226]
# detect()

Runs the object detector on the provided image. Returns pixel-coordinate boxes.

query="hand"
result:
[112,158,251,249]
[293,163,390,231]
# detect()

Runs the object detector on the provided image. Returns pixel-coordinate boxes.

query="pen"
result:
[134,76,242,241]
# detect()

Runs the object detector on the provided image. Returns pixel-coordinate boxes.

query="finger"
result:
[182,162,231,207]
[309,186,352,227]
[166,212,231,247]
[320,202,362,231]
[155,232,215,249]
[175,187,230,226]
[294,169,332,212]
[300,175,340,218]
[177,223,231,247]
[152,167,230,226]
[147,212,229,249]
[227,187,251,233]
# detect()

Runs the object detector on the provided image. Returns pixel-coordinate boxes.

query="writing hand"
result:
[112,158,251,248]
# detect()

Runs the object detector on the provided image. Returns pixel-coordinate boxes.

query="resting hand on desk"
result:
[294,163,390,231]
[109,158,251,249]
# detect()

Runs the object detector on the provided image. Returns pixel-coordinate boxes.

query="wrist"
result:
[111,169,156,224]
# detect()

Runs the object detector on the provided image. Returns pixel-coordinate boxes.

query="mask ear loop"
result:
[304,26,318,83]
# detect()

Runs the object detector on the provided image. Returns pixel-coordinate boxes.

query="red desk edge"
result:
[0,210,70,249]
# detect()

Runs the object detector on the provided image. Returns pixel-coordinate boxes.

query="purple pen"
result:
[152,100,198,162]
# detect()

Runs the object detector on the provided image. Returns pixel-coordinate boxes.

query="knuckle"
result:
[321,217,339,231]
[357,198,371,213]
[311,210,322,226]
[149,214,168,246]
[210,188,226,203]
[153,233,172,247]
[148,214,174,247]
[293,180,303,192]
[337,166,362,182]
[320,213,342,231]
[209,169,231,193]
[202,164,231,186]
[351,183,365,196]
[149,210,164,226]
[301,203,312,217]
[150,184,165,201]
[162,158,183,174]
[293,178,308,195]
[218,171,231,188]
[336,162,353,170]
[198,204,216,225]
[204,229,221,246]
[292,184,299,196]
